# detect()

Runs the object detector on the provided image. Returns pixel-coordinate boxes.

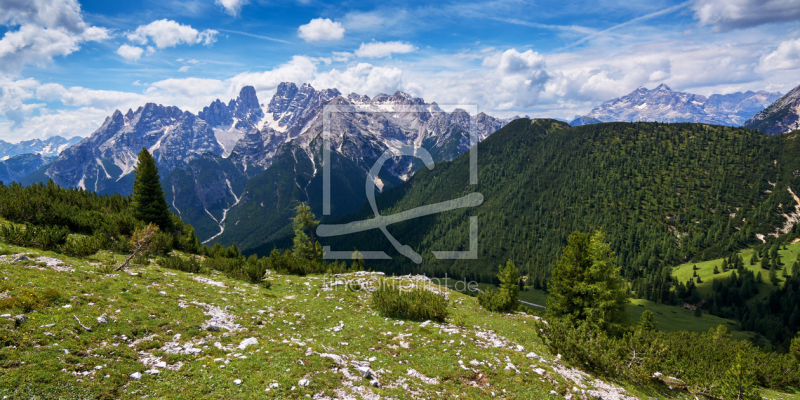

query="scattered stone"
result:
[355,366,372,379]
[193,276,226,287]
[298,379,309,387]
[319,353,346,366]
[234,379,242,385]
[238,337,258,350]
[130,372,142,380]
[97,314,108,324]
[407,368,440,385]
[144,369,160,375]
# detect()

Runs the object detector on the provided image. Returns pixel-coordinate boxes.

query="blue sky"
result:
[1,0,799,141]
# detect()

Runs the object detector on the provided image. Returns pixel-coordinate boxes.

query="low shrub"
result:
[477,288,517,312]
[148,231,174,255]
[0,224,68,251]
[40,288,64,306]
[0,289,45,312]
[371,281,448,322]
[59,235,101,257]
[131,254,150,265]
[160,256,203,274]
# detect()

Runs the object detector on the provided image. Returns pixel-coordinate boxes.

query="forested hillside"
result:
[265,119,800,286]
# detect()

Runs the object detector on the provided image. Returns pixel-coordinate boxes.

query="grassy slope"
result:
[672,241,800,299]
[1,242,798,399]
[451,283,750,340]
[0,242,655,400]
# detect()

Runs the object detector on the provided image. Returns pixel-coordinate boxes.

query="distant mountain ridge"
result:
[744,83,800,135]
[0,135,82,160]
[571,84,781,126]
[32,82,514,249]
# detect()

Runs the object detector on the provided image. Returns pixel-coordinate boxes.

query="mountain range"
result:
[571,84,782,126]
[33,83,512,249]
[3,80,799,254]
[0,135,81,160]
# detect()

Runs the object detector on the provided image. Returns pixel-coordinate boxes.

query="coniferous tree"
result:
[546,231,629,333]
[761,254,770,270]
[292,203,321,262]
[637,310,657,331]
[750,252,758,266]
[721,259,728,271]
[131,148,173,232]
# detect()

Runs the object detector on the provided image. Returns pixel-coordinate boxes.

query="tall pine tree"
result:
[131,148,173,232]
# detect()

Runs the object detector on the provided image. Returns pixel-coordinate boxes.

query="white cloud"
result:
[0,77,43,128]
[0,0,88,33]
[215,0,248,17]
[692,0,800,31]
[354,41,416,58]
[332,52,353,62]
[298,18,345,42]
[479,49,550,109]
[178,66,190,72]
[148,78,228,98]
[127,19,218,49]
[313,63,403,96]
[759,38,800,71]
[0,0,110,74]
[227,55,318,94]
[116,44,144,62]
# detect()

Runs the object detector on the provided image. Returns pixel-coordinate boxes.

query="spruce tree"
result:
[131,148,173,231]
[750,252,758,266]
[546,231,629,333]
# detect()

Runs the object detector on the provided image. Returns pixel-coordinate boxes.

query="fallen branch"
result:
[116,223,158,271]
[72,314,92,332]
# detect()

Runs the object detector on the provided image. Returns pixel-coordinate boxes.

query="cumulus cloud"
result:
[127,19,218,49]
[298,18,345,42]
[759,38,800,71]
[215,0,248,17]
[313,63,404,96]
[227,55,318,94]
[484,49,550,109]
[692,0,800,31]
[0,0,110,74]
[354,41,416,58]
[116,44,144,62]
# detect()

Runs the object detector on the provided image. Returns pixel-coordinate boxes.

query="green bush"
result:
[160,256,203,274]
[0,289,45,312]
[478,288,516,312]
[371,281,448,322]
[0,224,68,251]
[131,254,150,265]
[148,231,174,255]
[261,280,272,290]
[40,288,64,306]
[59,235,100,257]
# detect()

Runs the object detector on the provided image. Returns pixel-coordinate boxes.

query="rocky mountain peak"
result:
[744,83,800,135]
[572,85,782,126]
